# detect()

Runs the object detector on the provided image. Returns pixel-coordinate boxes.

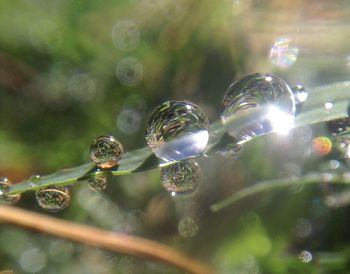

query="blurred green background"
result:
[1,0,350,273]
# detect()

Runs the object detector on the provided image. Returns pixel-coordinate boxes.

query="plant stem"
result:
[210,172,350,212]
[0,204,217,274]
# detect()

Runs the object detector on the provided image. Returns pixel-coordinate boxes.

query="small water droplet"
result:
[324,101,333,111]
[178,217,199,238]
[0,177,21,205]
[298,250,312,263]
[222,73,295,142]
[161,159,200,195]
[111,20,140,51]
[327,118,350,158]
[87,174,108,191]
[269,37,299,69]
[292,84,308,104]
[90,135,124,168]
[145,101,209,162]
[35,186,70,212]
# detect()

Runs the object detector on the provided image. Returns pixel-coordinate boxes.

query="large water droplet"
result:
[161,159,200,195]
[87,174,108,191]
[36,186,70,212]
[145,101,209,162]
[222,73,295,142]
[90,135,124,168]
[0,177,21,205]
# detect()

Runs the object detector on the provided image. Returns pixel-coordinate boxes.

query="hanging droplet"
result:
[178,217,199,238]
[292,84,308,104]
[222,73,295,142]
[161,159,200,195]
[36,186,70,212]
[90,135,124,168]
[0,177,21,205]
[87,174,108,191]
[145,101,209,162]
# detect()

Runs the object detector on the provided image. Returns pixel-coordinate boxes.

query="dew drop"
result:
[222,73,295,142]
[292,84,308,104]
[298,250,312,263]
[87,174,108,191]
[90,135,124,168]
[178,217,199,238]
[116,57,143,87]
[161,159,200,195]
[35,186,70,212]
[145,101,209,162]
[0,177,21,205]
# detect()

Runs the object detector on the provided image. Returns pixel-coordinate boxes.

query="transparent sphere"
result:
[145,101,209,162]
[161,159,200,195]
[222,73,296,142]
[292,84,308,104]
[35,186,70,212]
[89,135,124,168]
[87,174,107,191]
[0,177,21,205]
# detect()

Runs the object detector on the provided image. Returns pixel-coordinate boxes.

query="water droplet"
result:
[295,218,312,238]
[19,247,47,273]
[178,217,199,238]
[269,37,299,69]
[117,108,141,134]
[298,250,312,263]
[90,135,124,168]
[292,84,308,104]
[222,73,295,142]
[35,186,70,212]
[116,57,143,87]
[0,177,21,205]
[324,101,333,111]
[111,20,140,51]
[145,101,209,162]
[161,159,200,195]
[87,174,107,191]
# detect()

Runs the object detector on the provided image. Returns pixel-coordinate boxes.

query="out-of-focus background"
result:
[1,0,350,273]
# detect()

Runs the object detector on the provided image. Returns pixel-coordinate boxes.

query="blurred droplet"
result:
[36,186,70,212]
[269,37,299,69]
[178,217,199,238]
[298,250,312,263]
[295,218,312,238]
[327,118,350,159]
[116,57,143,87]
[28,19,62,53]
[90,135,124,168]
[87,174,108,191]
[312,137,332,156]
[222,73,295,142]
[19,247,47,273]
[292,84,308,104]
[328,160,340,169]
[49,240,75,263]
[117,109,142,134]
[0,177,21,205]
[161,159,200,195]
[111,20,140,51]
[67,73,96,102]
[145,100,209,162]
